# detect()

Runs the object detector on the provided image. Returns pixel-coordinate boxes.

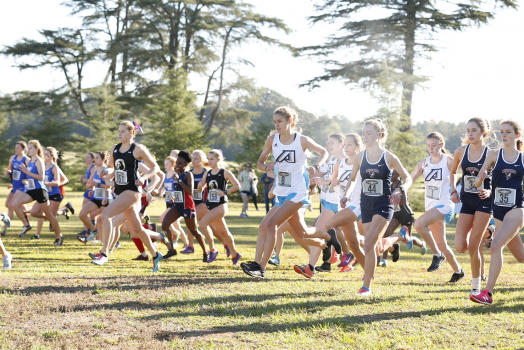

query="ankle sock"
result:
[472,277,481,290]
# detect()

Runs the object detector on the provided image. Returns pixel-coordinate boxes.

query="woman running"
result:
[450,118,494,295]
[161,151,208,260]
[30,147,71,240]
[412,132,464,282]
[9,140,63,246]
[77,152,100,237]
[239,163,259,217]
[91,121,163,271]
[4,141,31,236]
[197,150,242,264]
[0,213,12,269]
[241,106,340,278]
[77,151,111,243]
[471,120,524,305]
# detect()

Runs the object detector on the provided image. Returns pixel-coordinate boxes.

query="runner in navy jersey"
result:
[471,120,524,305]
[3,141,30,236]
[450,118,495,295]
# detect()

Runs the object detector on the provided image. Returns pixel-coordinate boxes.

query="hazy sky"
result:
[1,1,522,124]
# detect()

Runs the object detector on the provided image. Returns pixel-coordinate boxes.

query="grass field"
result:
[1,185,524,349]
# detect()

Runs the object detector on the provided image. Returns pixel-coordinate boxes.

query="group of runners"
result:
[1,111,523,306]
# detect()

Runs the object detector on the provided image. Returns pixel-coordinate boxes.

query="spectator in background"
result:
[239,163,259,218]
[261,170,275,213]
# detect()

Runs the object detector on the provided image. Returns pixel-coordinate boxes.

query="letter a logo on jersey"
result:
[425,169,442,181]
[275,150,296,163]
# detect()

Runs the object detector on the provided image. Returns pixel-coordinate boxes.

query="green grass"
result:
[1,184,524,349]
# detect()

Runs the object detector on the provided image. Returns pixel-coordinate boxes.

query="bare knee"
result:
[455,241,468,254]
[414,220,424,233]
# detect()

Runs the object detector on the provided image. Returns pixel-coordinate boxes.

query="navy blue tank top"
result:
[491,149,524,211]
[360,150,392,210]
[460,145,491,207]
[191,168,208,203]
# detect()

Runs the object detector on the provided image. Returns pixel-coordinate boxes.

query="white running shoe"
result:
[91,254,108,265]
[86,230,98,242]
[91,239,101,245]
[2,253,12,270]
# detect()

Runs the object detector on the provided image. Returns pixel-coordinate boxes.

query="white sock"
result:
[433,252,441,257]
[471,276,481,290]
[141,251,147,257]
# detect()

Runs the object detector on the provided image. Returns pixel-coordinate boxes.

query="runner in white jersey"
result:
[412,132,464,282]
[241,106,341,279]
[326,133,366,272]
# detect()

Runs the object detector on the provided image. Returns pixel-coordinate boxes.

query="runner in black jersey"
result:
[197,149,242,265]
[91,121,163,272]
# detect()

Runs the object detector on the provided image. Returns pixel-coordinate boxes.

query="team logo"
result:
[209,180,219,190]
[502,169,516,180]
[466,167,479,176]
[425,169,442,181]
[115,159,125,171]
[275,150,296,163]
[427,185,439,198]
[339,170,351,182]
[366,169,379,178]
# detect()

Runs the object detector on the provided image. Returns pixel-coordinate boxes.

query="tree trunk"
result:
[167,2,182,70]
[199,66,220,122]
[121,2,130,94]
[401,0,416,132]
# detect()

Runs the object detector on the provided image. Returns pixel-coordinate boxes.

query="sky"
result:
[0,0,523,124]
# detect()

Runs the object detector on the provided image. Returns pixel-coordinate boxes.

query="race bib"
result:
[94,188,104,199]
[12,170,21,181]
[115,170,128,186]
[362,179,383,197]
[173,191,184,203]
[44,175,49,183]
[277,171,293,188]
[193,189,202,200]
[208,189,220,203]
[464,175,483,193]
[339,185,346,199]
[425,185,441,200]
[494,187,516,207]
[165,191,174,202]
[27,179,35,190]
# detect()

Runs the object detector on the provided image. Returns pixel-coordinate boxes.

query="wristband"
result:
[451,190,457,196]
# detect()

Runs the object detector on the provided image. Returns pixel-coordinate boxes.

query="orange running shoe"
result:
[339,265,354,273]
[293,264,315,279]
[330,251,340,264]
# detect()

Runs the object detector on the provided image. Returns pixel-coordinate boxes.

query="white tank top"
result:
[272,133,309,197]
[337,158,362,204]
[319,162,329,200]
[325,154,344,204]
[423,154,452,211]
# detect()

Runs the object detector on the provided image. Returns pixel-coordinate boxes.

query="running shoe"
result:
[91,239,101,245]
[151,223,157,232]
[172,231,180,248]
[352,259,360,267]
[448,269,465,283]
[481,275,486,281]
[19,224,32,237]
[64,209,70,220]
[330,251,340,264]
[55,237,64,247]
[315,262,331,273]
[391,243,400,262]
[470,289,492,305]
[338,253,355,267]
[86,230,98,242]
[143,215,151,225]
[242,261,266,278]
[92,254,108,266]
[420,241,427,255]
[294,264,315,279]
[163,249,177,260]
[89,252,101,260]
[1,228,6,237]
[77,230,87,237]
[159,233,171,250]
[152,252,163,272]
[30,234,40,240]
[379,258,388,267]
[399,226,413,249]
[356,287,372,297]
[180,245,194,254]
[207,250,219,263]
[470,289,480,296]
[427,254,446,272]
[326,228,342,255]
[77,236,87,244]
[225,245,230,257]
[115,241,121,249]
[268,255,281,267]
[339,265,354,273]
[322,245,332,263]
[65,202,75,215]
[2,253,12,270]
[232,253,242,265]
[0,212,11,228]
[49,223,54,231]
[203,252,209,262]
[132,254,149,261]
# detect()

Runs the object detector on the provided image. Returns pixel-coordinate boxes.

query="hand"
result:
[79,176,84,182]
[266,162,275,171]
[102,198,107,206]
[135,177,145,187]
[217,190,225,197]
[172,172,179,183]
[198,180,205,189]
[146,192,155,202]
[478,189,491,200]
[22,179,28,185]
[310,177,320,185]
[340,196,348,208]
[19,163,27,174]
[101,168,108,176]
[331,179,341,187]
[416,159,425,173]
[309,187,318,196]
[152,188,159,196]
[390,192,401,206]
[451,191,460,203]
[88,190,93,196]
[4,170,10,177]
[478,166,489,180]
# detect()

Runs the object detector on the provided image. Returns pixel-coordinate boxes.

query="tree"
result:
[299,0,517,130]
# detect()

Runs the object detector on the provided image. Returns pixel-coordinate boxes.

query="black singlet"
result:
[206,168,228,208]
[113,143,140,195]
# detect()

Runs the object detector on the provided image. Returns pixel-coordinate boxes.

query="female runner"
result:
[0,213,12,269]
[412,132,464,282]
[471,120,524,305]
[77,152,100,237]
[241,106,340,279]
[197,150,242,264]
[450,118,494,295]
[91,121,163,271]
[9,140,63,246]
[161,151,208,260]
[4,141,30,236]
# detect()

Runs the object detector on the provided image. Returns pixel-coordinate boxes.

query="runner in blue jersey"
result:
[471,120,524,305]
[77,152,100,238]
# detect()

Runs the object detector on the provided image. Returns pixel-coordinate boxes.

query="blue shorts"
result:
[11,186,25,194]
[321,199,339,213]
[434,204,454,224]
[275,192,310,208]
[84,190,94,199]
[361,206,393,224]
[346,205,362,220]
[460,202,492,215]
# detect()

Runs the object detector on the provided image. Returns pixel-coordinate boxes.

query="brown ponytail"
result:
[500,120,524,151]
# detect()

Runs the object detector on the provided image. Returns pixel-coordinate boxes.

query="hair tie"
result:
[218,149,224,157]
[133,121,144,134]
